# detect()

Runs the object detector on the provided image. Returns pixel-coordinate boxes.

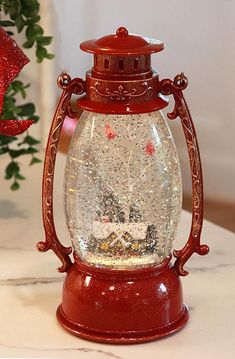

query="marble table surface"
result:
[0,153,235,359]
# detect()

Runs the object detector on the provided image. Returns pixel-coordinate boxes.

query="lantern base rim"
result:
[57,260,188,344]
[56,304,189,344]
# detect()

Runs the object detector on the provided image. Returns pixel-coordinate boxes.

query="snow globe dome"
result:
[64,110,182,269]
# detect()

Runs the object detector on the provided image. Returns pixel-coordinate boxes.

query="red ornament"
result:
[0,119,34,136]
[0,27,29,114]
[105,124,116,140]
[0,27,33,136]
[145,141,155,155]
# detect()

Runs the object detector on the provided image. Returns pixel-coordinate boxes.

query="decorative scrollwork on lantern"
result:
[160,73,209,276]
[37,73,85,273]
[90,81,153,102]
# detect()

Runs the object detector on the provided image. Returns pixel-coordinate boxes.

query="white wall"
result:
[52,0,235,203]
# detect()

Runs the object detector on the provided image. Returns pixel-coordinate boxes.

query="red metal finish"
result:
[80,27,164,55]
[160,74,209,276]
[78,27,167,114]
[86,70,158,103]
[37,73,85,272]
[57,255,189,344]
[78,96,168,115]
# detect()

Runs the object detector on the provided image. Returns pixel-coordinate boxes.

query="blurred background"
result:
[8,0,235,231]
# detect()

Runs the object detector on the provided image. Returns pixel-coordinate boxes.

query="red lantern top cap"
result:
[80,27,164,55]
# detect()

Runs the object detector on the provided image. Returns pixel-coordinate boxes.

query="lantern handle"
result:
[160,73,209,276]
[37,73,85,273]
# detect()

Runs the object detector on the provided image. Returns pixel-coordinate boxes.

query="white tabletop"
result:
[0,153,234,359]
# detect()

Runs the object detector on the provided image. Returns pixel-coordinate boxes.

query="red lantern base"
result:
[56,255,189,344]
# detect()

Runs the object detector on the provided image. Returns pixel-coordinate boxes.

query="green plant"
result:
[0,0,54,190]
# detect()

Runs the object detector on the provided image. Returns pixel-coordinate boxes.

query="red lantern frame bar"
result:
[160,74,209,276]
[37,74,85,272]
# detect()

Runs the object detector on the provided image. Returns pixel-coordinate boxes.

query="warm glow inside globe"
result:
[64,111,182,269]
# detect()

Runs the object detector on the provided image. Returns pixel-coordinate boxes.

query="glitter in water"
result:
[64,111,182,269]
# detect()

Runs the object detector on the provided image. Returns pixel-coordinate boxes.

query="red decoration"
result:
[145,141,155,155]
[101,216,110,223]
[105,124,116,140]
[0,27,33,136]
[0,119,34,136]
[38,28,209,344]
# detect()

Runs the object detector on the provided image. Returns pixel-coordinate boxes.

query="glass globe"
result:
[64,110,182,269]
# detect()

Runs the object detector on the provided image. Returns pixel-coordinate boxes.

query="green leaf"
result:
[1,94,20,117]
[2,110,15,119]
[31,115,39,123]
[5,84,13,95]
[18,103,35,116]
[15,173,26,180]
[21,0,40,17]
[0,20,15,27]
[9,149,27,158]
[29,156,42,165]
[3,4,9,15]
[36,45,47,62]
[26,135,40,145]
[11,181,20,191]
[22,135,40,145]
[23,39,35,49]
[19,88,26,99]
[9,1,21,20]
[11,81,30,98]
[11,80,24,91]
[0,135,17,145]
[37,36,53,46]
[26,23,43,40]
[45,53,55,60]
[24,147,38,154]
[0,147,9,155]
[24,15,41,25]
[5,161,20,180]
[7,105,22,115]
[15,15,25,33]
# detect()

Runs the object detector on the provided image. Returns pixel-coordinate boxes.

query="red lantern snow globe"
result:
[37,27,209,343]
